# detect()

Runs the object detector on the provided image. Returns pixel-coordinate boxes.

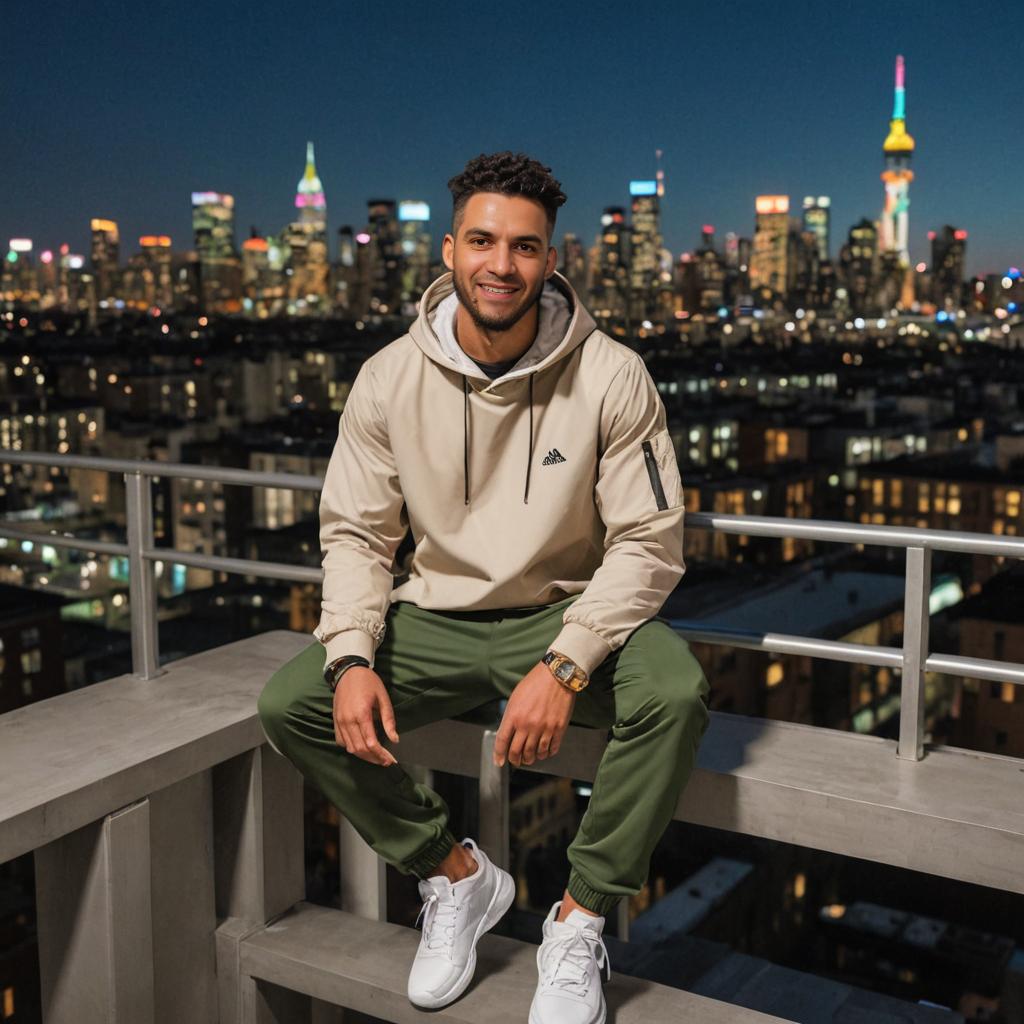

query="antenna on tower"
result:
[655,148,665,198]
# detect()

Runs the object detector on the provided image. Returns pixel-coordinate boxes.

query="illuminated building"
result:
[930,226,967,310]
[191,192,241,313]
[295,141,326,229]
[590,207,629,323]
[628,179,662,320]
[838,219,879,315]
[560,233,586,299]
[2,239,37,308]
[802,197,831,262]
[283,142,330,313]
[242,236,286,316]
[138,236,174,310]
[879,55,915,266]
[90,219,120,306]
[694,226,725,314]
[398,200,432,312]
[365,199,402,316]
[333,226,357,313]
[751,195,789,296]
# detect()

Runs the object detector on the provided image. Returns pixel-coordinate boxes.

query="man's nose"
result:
[486,244,514,277]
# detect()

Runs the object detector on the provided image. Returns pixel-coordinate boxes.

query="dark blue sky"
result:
[5,0,1022,276]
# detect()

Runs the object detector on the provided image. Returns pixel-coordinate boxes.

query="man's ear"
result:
[545,245,557,278]
[442,233,455,271]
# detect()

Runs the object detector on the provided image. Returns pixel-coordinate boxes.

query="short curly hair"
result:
[448,151,567,238]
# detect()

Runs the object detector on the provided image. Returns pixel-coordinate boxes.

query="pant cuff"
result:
[406,828,459,878]
[567,868,620,917]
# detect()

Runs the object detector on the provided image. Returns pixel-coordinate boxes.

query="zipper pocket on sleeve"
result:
[641,440,669,511]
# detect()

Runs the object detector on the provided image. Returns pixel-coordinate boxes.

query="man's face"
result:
[442,192,558,332]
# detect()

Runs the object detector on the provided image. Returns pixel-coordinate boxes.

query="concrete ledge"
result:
[0,630,308,863]
[241,902,795,1023]
[2,628,1023,899]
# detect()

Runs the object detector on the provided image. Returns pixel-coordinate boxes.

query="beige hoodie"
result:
[312,271,686,677]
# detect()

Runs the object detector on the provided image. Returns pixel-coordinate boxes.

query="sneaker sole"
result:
[408,866,516,1010]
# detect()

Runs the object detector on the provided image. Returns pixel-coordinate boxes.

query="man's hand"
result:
[494,661,575,768]
[333,667,399,766]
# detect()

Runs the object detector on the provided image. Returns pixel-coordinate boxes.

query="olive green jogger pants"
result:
[257,595,710,916]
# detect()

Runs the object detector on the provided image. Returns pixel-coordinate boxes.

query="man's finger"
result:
[378,690,400,744]
[493,716,513,767]
[537,733,552,760]
[359,715,396,766]
[507,727,527,768]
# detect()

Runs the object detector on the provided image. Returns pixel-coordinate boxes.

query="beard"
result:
[451,269,545,333]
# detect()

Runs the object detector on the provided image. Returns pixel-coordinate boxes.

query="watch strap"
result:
[325,655,370,692]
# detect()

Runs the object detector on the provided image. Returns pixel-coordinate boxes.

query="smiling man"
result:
[258,152,711,1024]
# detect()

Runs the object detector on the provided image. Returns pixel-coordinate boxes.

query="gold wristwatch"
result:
[542,650,590,692]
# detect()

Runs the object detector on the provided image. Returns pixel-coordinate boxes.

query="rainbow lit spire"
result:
[295,141,326,223]
[880,55,915,269]
[883,55,914,153]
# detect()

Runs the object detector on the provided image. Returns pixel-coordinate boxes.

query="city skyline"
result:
[5,1,1023,277]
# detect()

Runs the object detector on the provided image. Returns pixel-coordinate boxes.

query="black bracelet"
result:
[325,655,371,692]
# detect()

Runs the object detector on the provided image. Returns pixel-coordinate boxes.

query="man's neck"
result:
[455,301,540,365]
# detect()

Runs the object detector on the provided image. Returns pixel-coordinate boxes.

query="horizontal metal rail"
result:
[2,449,1023,761]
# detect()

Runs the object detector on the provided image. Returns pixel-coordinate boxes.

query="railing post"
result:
[898,544,932,761]
[35,800,156,1024]
[339,817,387,921]
[125,470,162,679]
[479,730,510,872]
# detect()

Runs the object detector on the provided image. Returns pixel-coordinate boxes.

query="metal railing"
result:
[3,450,1024,766]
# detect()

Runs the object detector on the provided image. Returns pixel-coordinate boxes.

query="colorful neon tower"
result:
[295,141,327,230]
[880,55,915,266]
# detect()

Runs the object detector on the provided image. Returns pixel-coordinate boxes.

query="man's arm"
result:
[313,360,408,672]
[493,354,685,768]
[550,353,685,676]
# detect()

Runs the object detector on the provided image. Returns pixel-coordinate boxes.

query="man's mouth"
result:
[477,282,519,299]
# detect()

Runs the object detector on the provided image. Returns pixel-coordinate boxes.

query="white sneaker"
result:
[407,838,515,1009]
[529,901,611,1024]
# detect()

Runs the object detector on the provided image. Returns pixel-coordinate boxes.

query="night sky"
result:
[5,0,1022,277]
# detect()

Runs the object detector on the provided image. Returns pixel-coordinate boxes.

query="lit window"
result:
[766,662,784,688]
[1001,682,1016,704]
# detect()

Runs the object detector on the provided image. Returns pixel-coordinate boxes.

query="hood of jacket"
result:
[407,270,597,504]
[409,270,596,385]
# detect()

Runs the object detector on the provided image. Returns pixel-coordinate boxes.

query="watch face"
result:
[555,661,576,683]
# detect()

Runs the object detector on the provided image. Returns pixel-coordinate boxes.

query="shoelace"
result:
[415,888,461,954]
[540,924,611,996]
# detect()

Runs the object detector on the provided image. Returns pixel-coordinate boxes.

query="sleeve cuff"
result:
[548,621,615,678]
[319,628,377,673]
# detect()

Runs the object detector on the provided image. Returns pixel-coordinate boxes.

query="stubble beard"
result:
[451,270,545,333]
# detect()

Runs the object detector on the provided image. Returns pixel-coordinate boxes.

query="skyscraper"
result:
[839,218,879,314]
[295,141,326,230]
[366,200,402,315]
[930,226,967,310]
[191,192,241,312]
[90,218,120,306]
[750,195,789,295]
[398,200,432,312]
[283,142,329,312]
[628,179,661,321]
[138,236,173,310]
[879,55,915,265]
[802,196,831,262]
[590,207,630,323]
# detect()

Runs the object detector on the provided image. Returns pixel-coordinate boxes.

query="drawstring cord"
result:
[462,375,470,505]
[523,374,534,504]
[461,372,535,506]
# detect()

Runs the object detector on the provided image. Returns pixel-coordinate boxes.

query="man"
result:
[258,151,710,1024]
